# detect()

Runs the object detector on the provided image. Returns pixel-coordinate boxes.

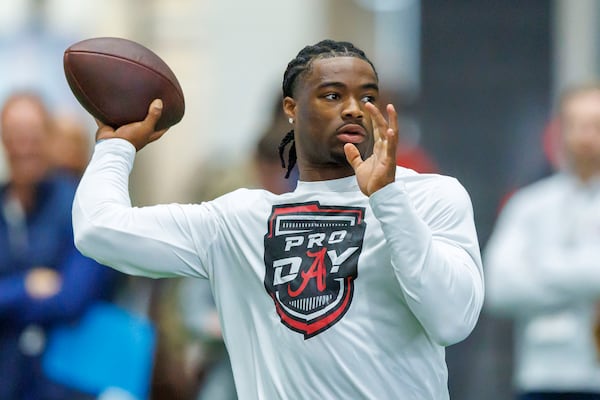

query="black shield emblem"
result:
[263,202,366,339]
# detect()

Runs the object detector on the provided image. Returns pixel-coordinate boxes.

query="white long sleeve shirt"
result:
[72,139,484,400]
[485,173,600,392]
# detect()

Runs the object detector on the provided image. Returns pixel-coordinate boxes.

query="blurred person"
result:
[49,112,92,178]
[47,108,156,400]
[178,278,236,400]
[72,39,484,399]
[0,91,117,400]
[485,83,600,399]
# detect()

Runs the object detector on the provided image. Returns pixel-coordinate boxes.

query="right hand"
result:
[96,99,169,151]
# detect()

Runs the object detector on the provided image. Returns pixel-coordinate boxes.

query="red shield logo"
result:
[263,202,366,339]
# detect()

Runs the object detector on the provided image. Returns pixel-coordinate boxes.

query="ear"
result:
[283,97,296,121]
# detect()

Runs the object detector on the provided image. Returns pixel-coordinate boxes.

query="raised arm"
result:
[73,100,211,279]
[372,177,483,346]
[345,103,484,346]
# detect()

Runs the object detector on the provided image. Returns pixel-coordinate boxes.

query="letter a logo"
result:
[263,202,366,339]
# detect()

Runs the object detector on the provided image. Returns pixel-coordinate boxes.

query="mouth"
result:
[336,123,367,144]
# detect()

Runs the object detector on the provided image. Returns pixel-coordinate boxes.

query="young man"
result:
[73,40,484,399]
[485,84,600,399]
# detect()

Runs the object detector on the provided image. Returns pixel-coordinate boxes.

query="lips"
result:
[336,123,367,144]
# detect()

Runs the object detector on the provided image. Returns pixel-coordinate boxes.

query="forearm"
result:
[73,139,207,278]
[370,182,484,346]
[484,224,583,316]
[537,245,600,298]
[0,255,116,325]
[484,250,568,316]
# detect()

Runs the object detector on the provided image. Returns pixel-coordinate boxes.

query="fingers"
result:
[385,104,399,159]
[365,102,388,140]
[365,102,381,141]
[143,99,163,130]
[146,100,167,143]
[95,99,167,151]
[387,104,398,136]
[344,143,363,171]
[365,102,399,158]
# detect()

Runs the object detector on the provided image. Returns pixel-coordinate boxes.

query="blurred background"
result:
[0,0,598,399]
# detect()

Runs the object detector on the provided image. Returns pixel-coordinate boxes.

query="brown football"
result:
[63,37,185,130]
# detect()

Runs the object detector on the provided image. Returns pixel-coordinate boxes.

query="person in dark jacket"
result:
[0,91,117,400]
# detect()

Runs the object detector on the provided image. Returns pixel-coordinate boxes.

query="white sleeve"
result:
[72,139,215,279]
[369,178,484,346]
[484,192,600,316]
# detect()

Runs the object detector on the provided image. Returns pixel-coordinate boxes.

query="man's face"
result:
[560,90,600,179]
[285,57,379,174]
[1,98,50,186]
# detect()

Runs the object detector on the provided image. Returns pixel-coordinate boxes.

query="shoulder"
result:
[501,174,563,214]
[511,174,561,200]
[207,187,276,214]
[397,167,471,207]
[213,187,273,202]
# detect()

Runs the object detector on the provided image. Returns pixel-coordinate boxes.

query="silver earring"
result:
[289,117,294,124]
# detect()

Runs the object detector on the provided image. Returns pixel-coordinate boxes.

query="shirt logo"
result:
[263,202,366,339]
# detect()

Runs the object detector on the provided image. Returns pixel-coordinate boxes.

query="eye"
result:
[324,93,340,100]
[361,95,377,103]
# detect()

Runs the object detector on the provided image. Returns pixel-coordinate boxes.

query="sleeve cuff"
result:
[369,180,408,217]
[93,138,137,169]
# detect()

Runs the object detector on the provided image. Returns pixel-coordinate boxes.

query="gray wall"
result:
[420,2,552,399]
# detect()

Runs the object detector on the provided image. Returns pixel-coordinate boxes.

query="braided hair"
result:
[278,39,378,179]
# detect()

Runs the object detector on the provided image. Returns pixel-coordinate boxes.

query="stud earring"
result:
[289,117,294,124]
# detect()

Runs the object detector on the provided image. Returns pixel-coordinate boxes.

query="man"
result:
[485,84,600,399]
[73,40,484,399]
[0,92,117,399]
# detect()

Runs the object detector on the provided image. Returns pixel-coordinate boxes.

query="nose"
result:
[342,97,364,120]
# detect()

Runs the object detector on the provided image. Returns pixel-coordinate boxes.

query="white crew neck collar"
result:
[294,175,359,193]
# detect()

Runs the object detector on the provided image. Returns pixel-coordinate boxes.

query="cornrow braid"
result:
[278,39,377,179]
[278,129,296,179]
[282,39,377,99]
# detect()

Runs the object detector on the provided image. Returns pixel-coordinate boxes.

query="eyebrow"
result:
[316,81,379,91]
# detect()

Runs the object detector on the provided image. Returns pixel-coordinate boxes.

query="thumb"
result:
[143,99,163,130]
[344,143,363,171]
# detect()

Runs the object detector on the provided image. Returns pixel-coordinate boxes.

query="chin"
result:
[357,144,373,160]
[331,152,351,166]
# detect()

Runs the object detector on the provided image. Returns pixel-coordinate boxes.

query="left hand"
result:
[344,103,398,196]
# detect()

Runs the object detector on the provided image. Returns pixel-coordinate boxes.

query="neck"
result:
[298,163,355,181]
